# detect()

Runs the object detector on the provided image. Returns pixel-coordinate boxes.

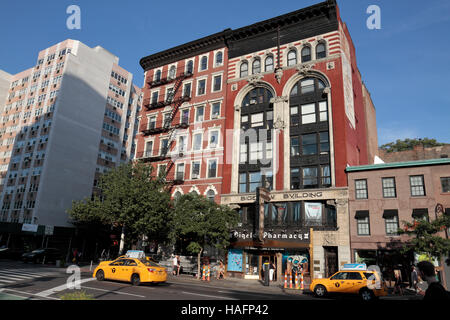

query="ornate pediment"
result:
[247,74,263,86]
[297,63,315,75]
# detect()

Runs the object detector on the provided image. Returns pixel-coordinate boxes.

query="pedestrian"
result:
[72,248,78,264]
[269,262,275,282]
[176,255,181,276]
[172,254,178,276]
[410,265,419,293]
[217,260,225,280]
[416,261,450,300]
[393,268,403,295]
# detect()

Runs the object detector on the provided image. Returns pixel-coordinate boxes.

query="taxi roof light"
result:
[340,263,367,271]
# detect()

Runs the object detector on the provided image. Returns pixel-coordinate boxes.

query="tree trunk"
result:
[197,248,203,280]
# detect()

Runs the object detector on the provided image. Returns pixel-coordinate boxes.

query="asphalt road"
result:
[0,260,423,301]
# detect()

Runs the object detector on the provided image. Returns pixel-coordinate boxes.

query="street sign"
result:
[45,225,54,236]
[22,224,38,233]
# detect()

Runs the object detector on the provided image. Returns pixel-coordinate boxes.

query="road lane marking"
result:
[81,286,146,298]
[181,291,238,300]
[0,288,59,300]
[36,278,96,297]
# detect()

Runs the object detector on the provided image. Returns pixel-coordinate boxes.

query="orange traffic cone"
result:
[300,272,304,290]
[284,271,288,289]
[289,273,293,289]
[202,265,206,281]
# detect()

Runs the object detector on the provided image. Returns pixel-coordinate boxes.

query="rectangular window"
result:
[208,160,217,178]
[291,168,300,190]
[181,109,189,124]
[151,91,159,104]
[302,133,317,155]
[166,87,174,102]
[319,132,330,154]
[301,103,316,124]
[321,165,331,186]
[290,106,299,127]
[148,116,156,129]
[211,102,220,119]
[158,164,167,177]
[290,137,300,157]
[441,177,450,193]
[249,172,261,192]
[176,163,185,181]
[213,75,222,91]
[355,179,368,199]
[410,175,425,196]
[193,133,202,151]
[191,161,201,179]
[195,106,204,122]
[209,130,219,149]
[357,216,370,235]
[197,79,206,95]
[178,136,187,153]
[303,167,318,188]
[319,101,328,122]
[251,113,264,127]
[183,83,191,97]
[144,141,153,157]
[240,143,248,163]
[239,173,247,193]
[385,215,399,236]
[160,139,169,155]
[382,177,397,198]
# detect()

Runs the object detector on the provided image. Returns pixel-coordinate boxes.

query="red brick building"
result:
[137,0,379,280]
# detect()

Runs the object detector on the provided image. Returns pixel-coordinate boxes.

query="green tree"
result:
[398,214,450,261]
[172,193,240,278]
[380,138,446,153]
[68,162,173,253]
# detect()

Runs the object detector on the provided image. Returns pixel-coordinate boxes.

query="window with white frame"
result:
[209,130,219,149]
[207,159,217,178]
[212,75,222,92]
[193,133,202,151]
[211,102,220,119]
[197,79,206,95]
[191,161,201,179]
[200,56,208,71]
[215,51,223,67]
[195,106,204,122]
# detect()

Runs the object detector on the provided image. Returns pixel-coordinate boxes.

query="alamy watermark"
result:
[366,5,381,30]
[66,264,81,289]
[66,5,81,30]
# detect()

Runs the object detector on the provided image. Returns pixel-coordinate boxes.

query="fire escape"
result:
[138,70,193,187]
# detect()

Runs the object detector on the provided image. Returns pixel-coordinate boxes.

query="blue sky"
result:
[0,0,449,145]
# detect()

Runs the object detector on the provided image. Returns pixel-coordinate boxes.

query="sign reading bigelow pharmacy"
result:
[233,230,310,242]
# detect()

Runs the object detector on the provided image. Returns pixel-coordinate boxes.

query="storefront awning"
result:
[355,210,369,219]
[412,208,428,218]
[383,209,398,219]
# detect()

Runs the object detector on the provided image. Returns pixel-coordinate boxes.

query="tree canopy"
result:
[68,162,173,248]
[398,214,450,260]
[380,138,446,153]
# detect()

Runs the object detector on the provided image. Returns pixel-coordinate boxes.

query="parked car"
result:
[21,248,62,264]
[0,246,25,260]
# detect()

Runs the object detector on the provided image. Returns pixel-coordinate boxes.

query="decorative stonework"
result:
[274,67,283,84]
[234,105,240,112]
[297,63,315,75]
[189,185,200,195]
[273,117,286,130]
[204,184,218,196]
[247,74,263,86]
[270,96,289,104]
[323,87,331,94]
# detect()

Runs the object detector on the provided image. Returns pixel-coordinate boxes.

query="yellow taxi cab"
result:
[310,264,388,301]
[93,251,167,286]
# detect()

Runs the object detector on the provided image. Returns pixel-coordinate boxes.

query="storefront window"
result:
[245,253,259,276]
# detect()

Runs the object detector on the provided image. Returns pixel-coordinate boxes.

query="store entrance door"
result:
[260,254,277,282]
[324,246,338,278]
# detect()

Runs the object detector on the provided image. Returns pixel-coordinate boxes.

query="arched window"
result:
[174,191,182,201]
[155,69,161,82]
[200,56,208,71]
[215,51,223,66]
[168,66,176,80]
[242,87,273,108]
[316,43,326,59]
[287,50,297,66]
[190,190,199,196]
[265,56,274,72]
[301,46,311,63]
[240,61,248,78]
[252,59,261,74]
[186,60,194,75]
[206,190,215,202]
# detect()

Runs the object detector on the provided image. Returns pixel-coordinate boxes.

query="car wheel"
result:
[131,274,140,286]
[360,288,375,301]
[314,285,327,298]
[96,270,105,281]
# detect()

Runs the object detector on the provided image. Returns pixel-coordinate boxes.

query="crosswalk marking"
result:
[0,264,62,287]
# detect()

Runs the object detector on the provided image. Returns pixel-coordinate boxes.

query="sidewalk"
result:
[167,273,310,296]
